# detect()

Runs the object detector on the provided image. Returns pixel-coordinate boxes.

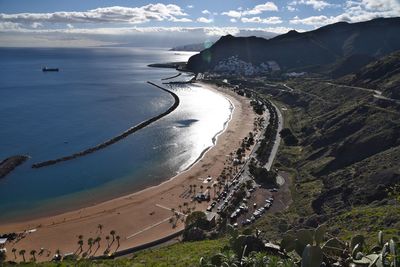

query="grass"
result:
[327,204,400,245]
[3,239,227,267]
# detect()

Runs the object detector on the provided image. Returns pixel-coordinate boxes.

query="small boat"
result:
[42,67,59,72]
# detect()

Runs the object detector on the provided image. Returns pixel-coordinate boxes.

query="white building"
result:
[213,56,280,76]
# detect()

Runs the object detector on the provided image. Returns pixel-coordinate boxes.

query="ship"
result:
[42,67,59,72]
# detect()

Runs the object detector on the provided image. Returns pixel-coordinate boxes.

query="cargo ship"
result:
[42,67,59,72]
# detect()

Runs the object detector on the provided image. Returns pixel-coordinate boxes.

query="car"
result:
[264,203,271,209]
[233,223,238,228]
[211,201,217,207]
[250,216,256,222]
[206,206,212,212]
[242,219,251,226]
[253,203,257,208]
[265,199,271,204]
[270,188,278,192]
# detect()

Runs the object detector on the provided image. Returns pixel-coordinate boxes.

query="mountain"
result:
[340,50,400,99]
[187,17,400,75]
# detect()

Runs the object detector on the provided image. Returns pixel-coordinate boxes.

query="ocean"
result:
[0,47,232,221]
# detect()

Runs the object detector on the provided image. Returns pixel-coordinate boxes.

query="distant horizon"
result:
[1,0,400,47]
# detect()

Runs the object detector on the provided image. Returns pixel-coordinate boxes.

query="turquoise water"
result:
[0,47,232,221]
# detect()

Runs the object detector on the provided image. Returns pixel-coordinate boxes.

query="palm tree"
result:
[116,236,120,247]
[110,230,116,242]
[78,239,84,252]
[11,248,17,259]
[19,249,26,262]
[200,185,204,192]
[88,238,94,251]
[105,235,110,247]
[30,250,37,262]
[95,237,101,248]
[97,224,103,234]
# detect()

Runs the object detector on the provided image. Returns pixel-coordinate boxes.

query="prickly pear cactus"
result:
[301,244,323,267]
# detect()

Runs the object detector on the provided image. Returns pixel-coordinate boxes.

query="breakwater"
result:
[0,155,29,178]
[32,82,180,168]
[161,72,182,80]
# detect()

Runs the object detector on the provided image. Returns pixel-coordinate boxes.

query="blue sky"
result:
[0,0,399,47]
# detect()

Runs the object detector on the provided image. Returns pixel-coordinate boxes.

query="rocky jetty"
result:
[0,155,29,178]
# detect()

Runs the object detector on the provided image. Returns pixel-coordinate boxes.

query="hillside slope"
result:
[249,77,400,238]
[341,50,400,99]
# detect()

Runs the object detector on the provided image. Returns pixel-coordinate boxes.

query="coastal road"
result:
[325,82,400,104]
[264,101,283,171]
[214,89,284,213]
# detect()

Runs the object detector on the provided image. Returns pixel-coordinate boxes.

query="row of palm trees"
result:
[11,248,41,262]
[9,227,122,262]
[77,229,121,258]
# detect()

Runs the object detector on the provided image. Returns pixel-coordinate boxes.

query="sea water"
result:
[0,47,232,221]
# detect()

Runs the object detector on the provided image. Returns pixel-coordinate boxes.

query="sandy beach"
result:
[0,82,258,262]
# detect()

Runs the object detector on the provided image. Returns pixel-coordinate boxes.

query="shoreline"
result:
[0,82,235,224]
[0,81,258,262]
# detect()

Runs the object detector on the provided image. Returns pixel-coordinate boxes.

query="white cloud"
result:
[290,15,332,25]
[0,26,290,47]
[0,21,21,30]
[221,2,278,18]
[202,10,211,15]
[290,0,400,26]
[0,4,190,25]
[197,17,213,23]
[187,5,194,9]
[170,17,192,22]
[287,6,298,11]
[360,0,399,11]
[242,2,279,15]
[241,16,283,24]
[289,0,336,11]
[221,10,242,18]
[31,22,42,29]
[230,18,237,23]
[66,23,74,29]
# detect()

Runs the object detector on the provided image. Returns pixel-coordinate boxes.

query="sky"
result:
[0,0,399,47]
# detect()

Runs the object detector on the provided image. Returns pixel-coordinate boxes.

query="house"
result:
[0,238,7,248]
[204,211,218,226]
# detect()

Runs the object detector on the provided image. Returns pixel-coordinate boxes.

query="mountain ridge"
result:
[187,17,400,75]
